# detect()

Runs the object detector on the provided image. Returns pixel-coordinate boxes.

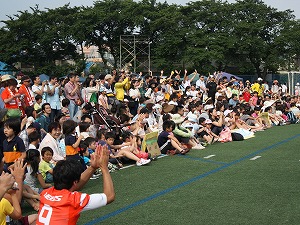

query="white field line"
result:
[250,156,262,160]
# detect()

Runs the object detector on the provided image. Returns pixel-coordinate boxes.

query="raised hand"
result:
[10,158,27,181]
[0,172,15,192]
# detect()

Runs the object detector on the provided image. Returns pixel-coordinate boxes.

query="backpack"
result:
[287,111,297,124]
[231,132,244,141]
[219,127,232,143]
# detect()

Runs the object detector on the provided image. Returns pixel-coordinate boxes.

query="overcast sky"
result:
[0,0,299,25]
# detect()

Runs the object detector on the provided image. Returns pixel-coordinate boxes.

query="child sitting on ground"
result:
[103,131,151,166]
[85,137,97,155]
[39,147,55,184]
[24,149,52,193]
[157,120,189,155]
[197,117,218,144]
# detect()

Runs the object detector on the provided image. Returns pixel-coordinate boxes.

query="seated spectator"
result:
[171,114,204,149]
[28,130,41,149]
[0,159,38,224]
[24,149,52,193]
[158,120,189,155]
[197,118,218,144]
[39,147,55,184]
[229,94,239,108]
[102,131,151,166]
[39,122,65,163]
[35,103,51,136]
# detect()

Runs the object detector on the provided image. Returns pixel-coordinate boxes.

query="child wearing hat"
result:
[98,86,109,110]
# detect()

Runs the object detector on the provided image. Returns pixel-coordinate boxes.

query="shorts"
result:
[174,134,190,144]
[198,131,209,138]
[159,140,173,154]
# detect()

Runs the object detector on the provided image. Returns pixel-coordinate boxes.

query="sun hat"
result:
[204,104,214,111]
[187,114,198,123]
[104,74,113,80]
[183,122,194,128]
[0,74,17,82]
[263,100,275,108]
[171,113,185,124]
[162,103,174,113]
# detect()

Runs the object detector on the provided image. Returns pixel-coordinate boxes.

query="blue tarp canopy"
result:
[39,74,49,82]
[0,61,13,75]
[61,75,86,83]
[220,72,243,81]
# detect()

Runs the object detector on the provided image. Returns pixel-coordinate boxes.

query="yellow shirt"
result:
[0,198,14,225]
[115,77,129,101]
[251,83,264,97]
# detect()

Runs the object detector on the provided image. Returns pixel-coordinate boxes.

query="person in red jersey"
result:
[36,145,115,225]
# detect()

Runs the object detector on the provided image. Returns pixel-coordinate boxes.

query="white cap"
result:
[224,109,233,117]
[153,104,162,109]
[187,114,198,123]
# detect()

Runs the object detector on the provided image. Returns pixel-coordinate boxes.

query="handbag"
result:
[7,108,22,118]
[89,92,98,104]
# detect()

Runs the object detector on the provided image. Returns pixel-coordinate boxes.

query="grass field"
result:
[24,124,300,225]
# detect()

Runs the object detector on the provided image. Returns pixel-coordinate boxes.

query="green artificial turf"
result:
[23,124,300,225]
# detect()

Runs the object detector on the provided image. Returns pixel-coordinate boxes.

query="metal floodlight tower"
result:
[120,35,150,73]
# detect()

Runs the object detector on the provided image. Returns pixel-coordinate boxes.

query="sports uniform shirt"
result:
[37,187,107,225]
[2,136,26,164]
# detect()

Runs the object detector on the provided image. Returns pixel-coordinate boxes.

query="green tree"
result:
[229,0,294,78]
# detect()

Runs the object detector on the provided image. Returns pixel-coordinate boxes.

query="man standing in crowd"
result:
[31,75,49,103]
[47,76,62,122]
[18,75,35,108]
[64,74,82,119]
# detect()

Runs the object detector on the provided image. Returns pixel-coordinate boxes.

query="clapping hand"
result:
[10,158,27,182]
[90,145,109,170]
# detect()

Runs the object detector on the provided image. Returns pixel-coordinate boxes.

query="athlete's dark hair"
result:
[53,160,82,190]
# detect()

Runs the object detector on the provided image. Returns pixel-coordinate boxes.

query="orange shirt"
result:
[18,84,34,107]
[37,187,90,225]
[1,87,20,109]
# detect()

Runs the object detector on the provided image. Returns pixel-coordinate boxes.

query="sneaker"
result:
[90,173,101,180]
[136,158,151,166]
[192,144,205,150]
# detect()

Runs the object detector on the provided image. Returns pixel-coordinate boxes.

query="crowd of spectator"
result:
[0,69,299,224]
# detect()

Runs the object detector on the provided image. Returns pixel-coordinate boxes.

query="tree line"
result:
[1,0,300,78]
